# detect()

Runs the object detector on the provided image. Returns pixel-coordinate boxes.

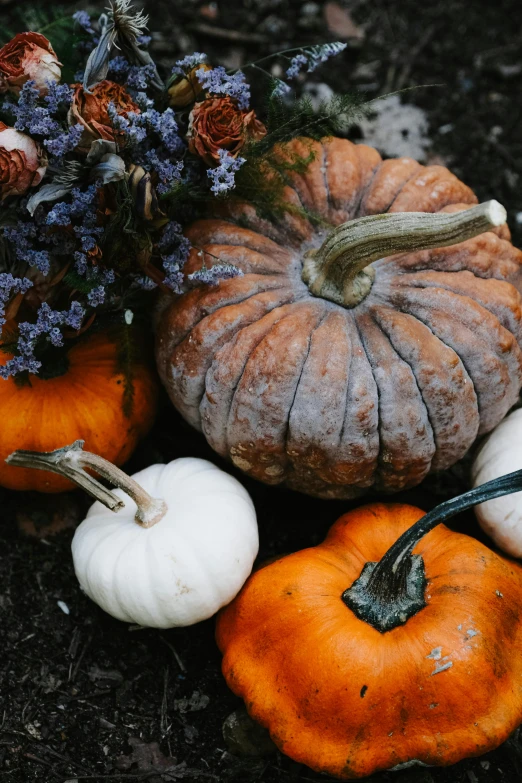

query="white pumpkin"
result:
[7,441,258,628]
[471,408,522,557]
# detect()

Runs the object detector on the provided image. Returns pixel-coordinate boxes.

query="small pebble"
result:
[57,600,70,615]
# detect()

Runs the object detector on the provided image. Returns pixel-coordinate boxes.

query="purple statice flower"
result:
[108,56,131,80]
[109,57,159,92]
[145,150,183,194]
[0,354,42,379]
[271,79,292,97]
[44,82,74,113]
[16,300,85,359]
[126,63,158,91]
[3,222,51,274]
[137,34,152,47]
[196,66,250,110]
[87,286,106,306]
[5,81,60,136]
[46,202,73,227]
[287,43,347,79]
[65,301,85,331]
[286,54,308,79]
[74,251,88,275]
[47,185,99,227]
[0,273,32,327]
[142,108,183,154]
[135,92,154,111]
[45,123,84,158]
[73,10,96,36]
[136,275,158,290]
[188,263,243,285]
[207,149,245,195]
[172,53,207,76]
[107,103,147,145]
[158,221,191,292]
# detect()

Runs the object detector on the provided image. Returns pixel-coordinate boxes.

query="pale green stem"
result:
[302,200,507,307]
[6,440,167,528]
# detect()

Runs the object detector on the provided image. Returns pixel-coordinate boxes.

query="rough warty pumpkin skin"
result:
[0,331,158,492]
[156,137,522,498]
[216,502,522,779]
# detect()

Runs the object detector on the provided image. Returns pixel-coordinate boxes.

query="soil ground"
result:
[1,0,522,781]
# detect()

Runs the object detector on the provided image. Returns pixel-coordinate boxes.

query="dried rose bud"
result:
[188,96,267,166]
[68,81,140,154]
[168,63,212,109]
[0,122,47,200]
[0,33,61,96]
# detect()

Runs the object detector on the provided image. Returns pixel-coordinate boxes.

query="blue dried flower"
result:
[172,53,208,76]
[207,149,245,195]
[73,10,96,36]
[158,221,191,292]
[87,285,106,306]
[286,54,308,79]
[286,43,347,79]
[196,66,250,110]
[0,273,32,327]
[44,82,74,113]
[188,263,243,285]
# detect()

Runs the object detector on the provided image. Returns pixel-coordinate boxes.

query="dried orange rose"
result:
[68,81,140,153]
[188,96,266,166]
[0,121,47,200]
[0,32,61,96]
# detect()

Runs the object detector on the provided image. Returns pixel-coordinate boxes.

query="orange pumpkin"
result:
[217,472,522,779]
[0,330,158,492]
[156,137,522,499]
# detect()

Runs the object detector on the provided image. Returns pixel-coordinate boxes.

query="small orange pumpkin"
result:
[217,473,522,779]
[0,330,158,492]
[156,137,522,499]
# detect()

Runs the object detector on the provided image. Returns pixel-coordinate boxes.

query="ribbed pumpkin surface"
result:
[156,137,522,498]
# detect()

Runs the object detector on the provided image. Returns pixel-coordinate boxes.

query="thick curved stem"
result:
[342,469,522,633]
[6,440,167,528]
[302,200,507,307]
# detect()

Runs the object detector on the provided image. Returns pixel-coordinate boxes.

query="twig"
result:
[160,636,186,673]
[395,24,438,91]
[187,23,270,44]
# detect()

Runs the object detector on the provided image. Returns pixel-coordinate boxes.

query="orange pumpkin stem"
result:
[6,440,167,528]
[343,469,522,632]
[303,200,506,307]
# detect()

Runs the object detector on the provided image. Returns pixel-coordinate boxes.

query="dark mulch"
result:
[1,0,522,781]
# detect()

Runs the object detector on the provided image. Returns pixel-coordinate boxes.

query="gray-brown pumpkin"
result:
[155,137,522,499]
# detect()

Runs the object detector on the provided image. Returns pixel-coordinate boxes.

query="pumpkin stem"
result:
[302,200,506,307]
[6,440,167,528]
[342,469,522,632]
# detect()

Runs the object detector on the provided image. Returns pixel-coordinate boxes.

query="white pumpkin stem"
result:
[6,440,167,528]
[302,200,507,307]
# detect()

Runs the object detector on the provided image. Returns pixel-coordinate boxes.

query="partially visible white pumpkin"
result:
[471,408,522,558]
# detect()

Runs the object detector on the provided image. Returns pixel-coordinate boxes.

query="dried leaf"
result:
[26,183,72,215]
[86,139,118,165]
[324,2,364,41]
[83,25,116,90]
[92,153,126,184]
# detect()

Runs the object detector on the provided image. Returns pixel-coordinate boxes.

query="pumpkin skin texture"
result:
[0,332,158,492]
[155,137,522,498]
[216,503,522,779]
[472,408,522,557]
